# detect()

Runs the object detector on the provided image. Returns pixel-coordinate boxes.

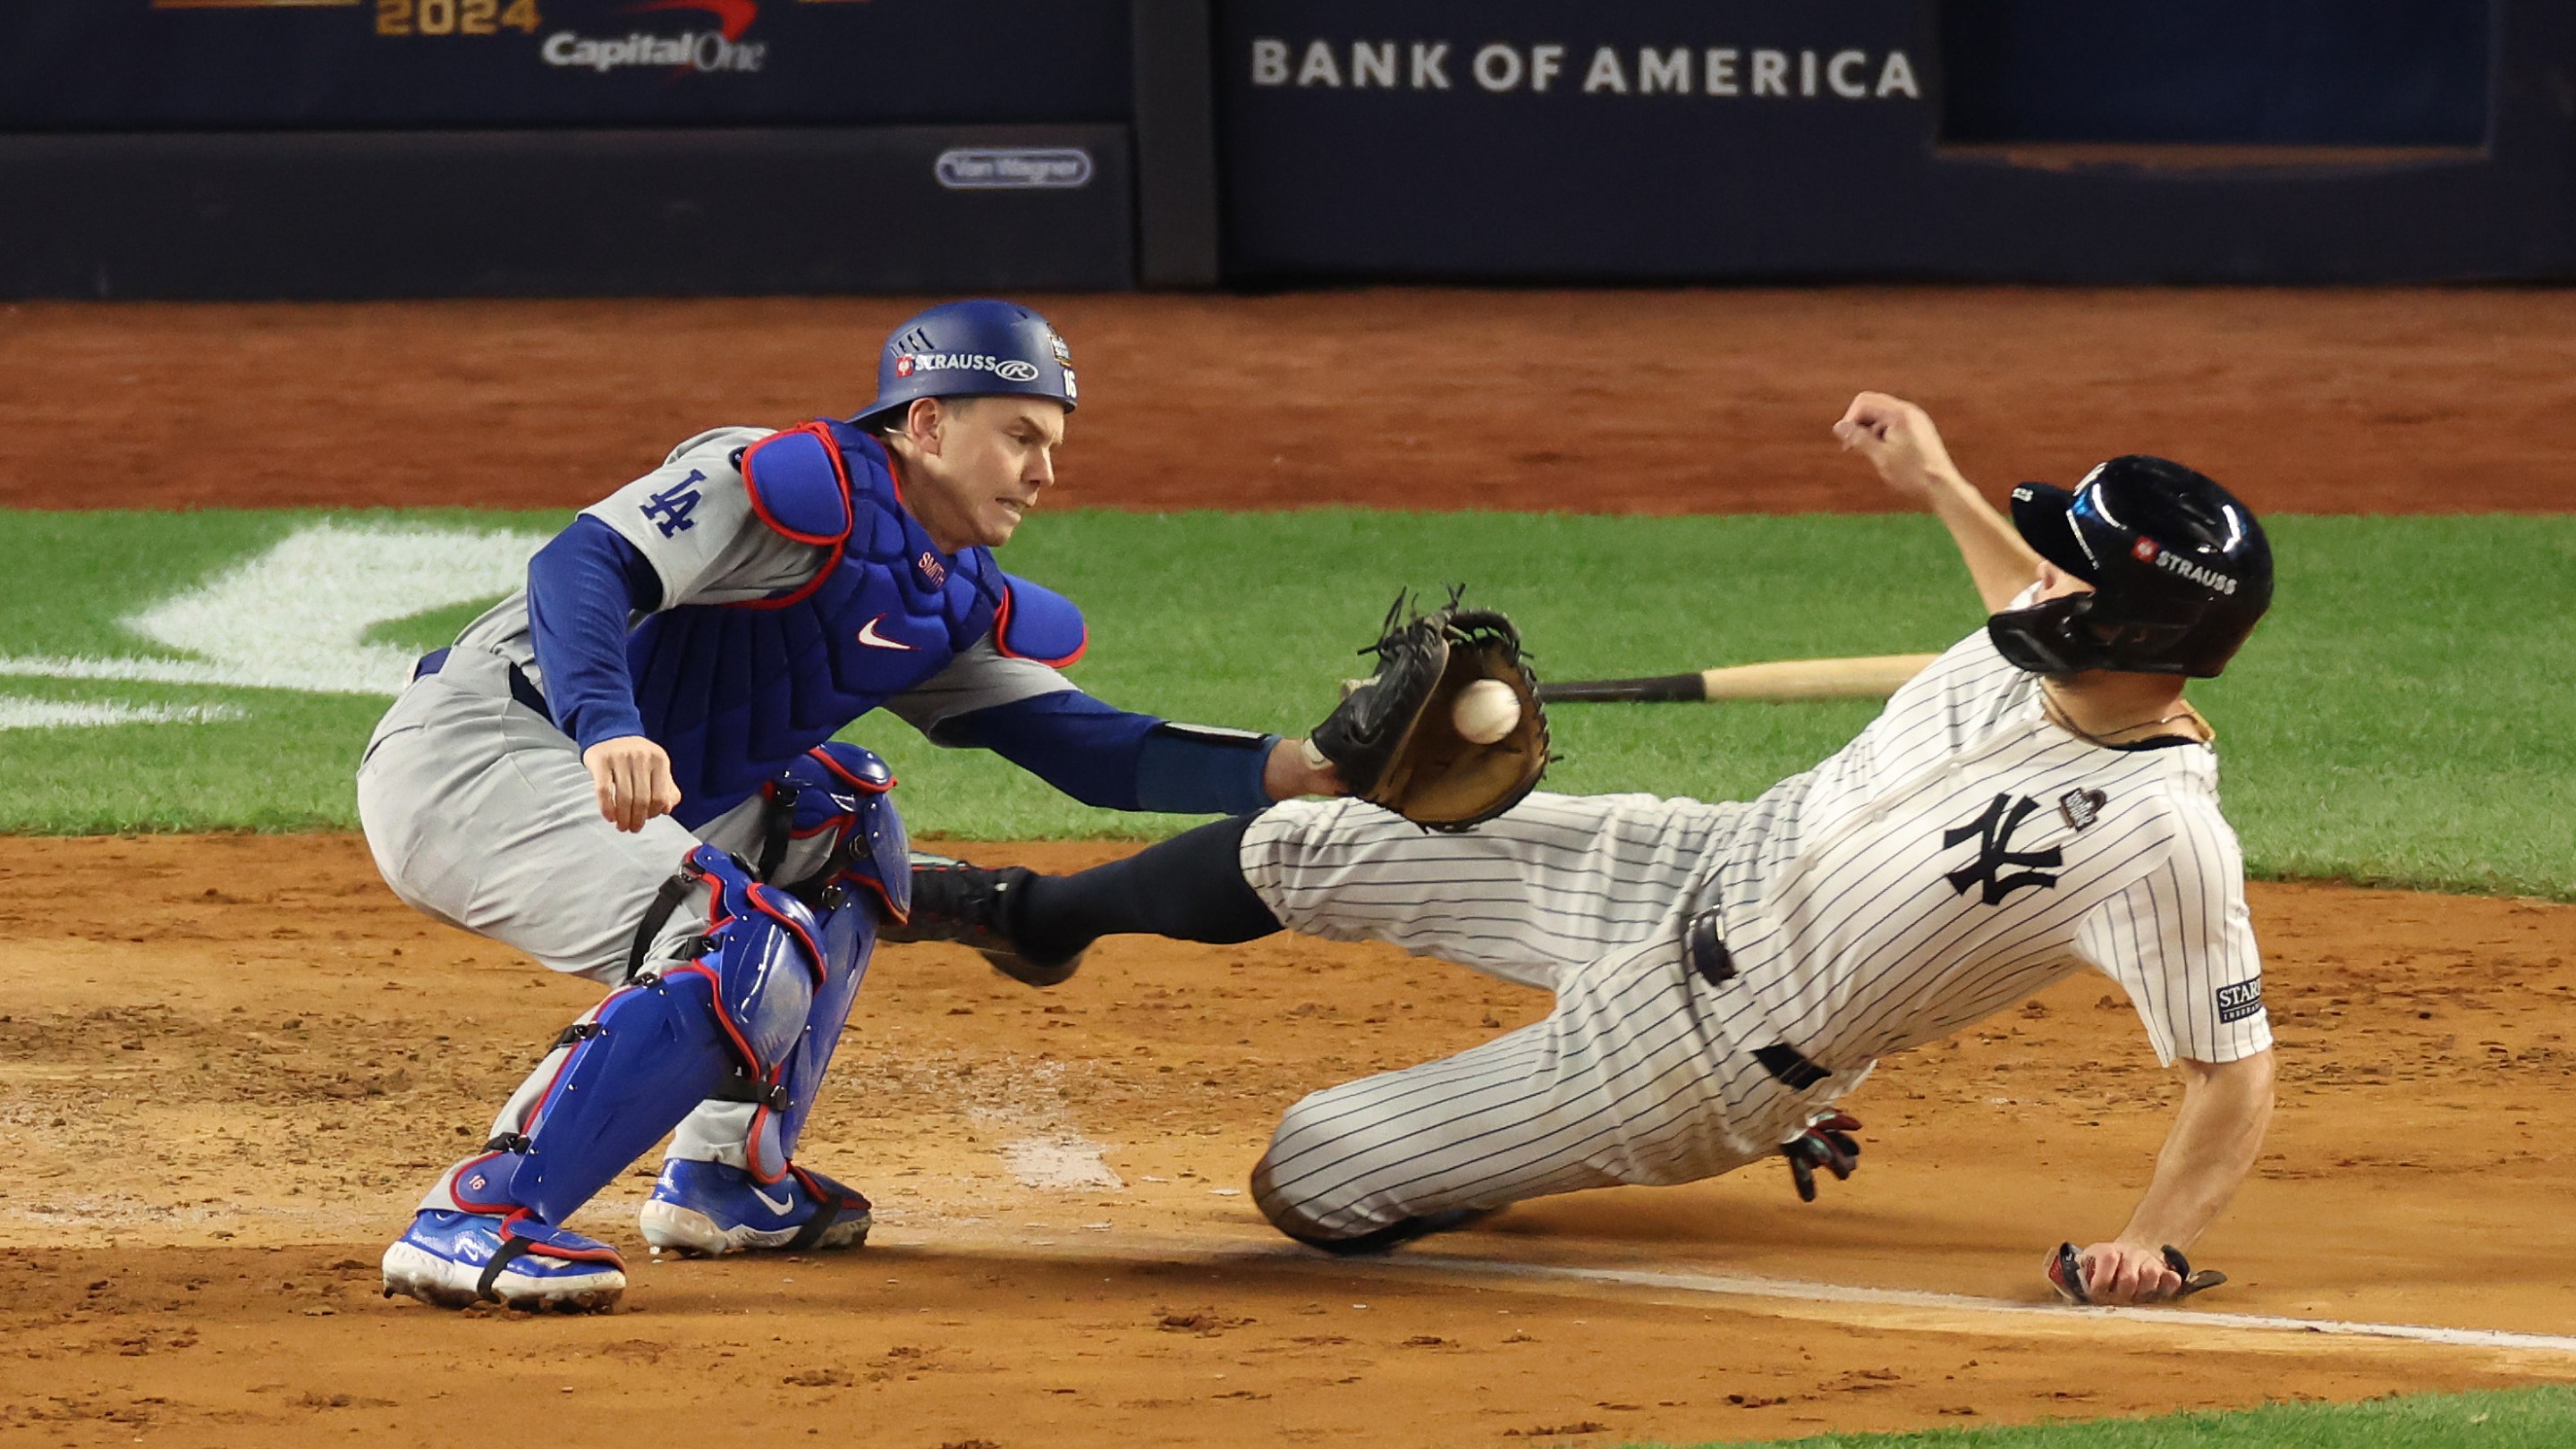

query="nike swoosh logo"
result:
[857,615,914,651]
[752,1186,796,1216]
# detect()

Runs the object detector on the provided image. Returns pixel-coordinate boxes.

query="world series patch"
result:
[2214,979,2265,1023]
[2058,787,2106,831]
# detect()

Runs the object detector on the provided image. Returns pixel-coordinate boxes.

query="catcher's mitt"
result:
[1309,591,1549,831]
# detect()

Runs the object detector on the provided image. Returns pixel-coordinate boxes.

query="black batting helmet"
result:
[1989,455,2272,678]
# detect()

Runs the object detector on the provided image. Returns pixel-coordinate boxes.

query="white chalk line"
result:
[0,696,246,730]
[1412,1257,2576,1357]
[901,1229,2576,1359]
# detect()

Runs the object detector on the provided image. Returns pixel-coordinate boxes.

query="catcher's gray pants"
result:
[1239,792,1866,1242]
[356,647,787,1176]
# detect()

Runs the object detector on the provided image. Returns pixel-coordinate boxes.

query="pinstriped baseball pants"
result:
[1238,792,1860,1241]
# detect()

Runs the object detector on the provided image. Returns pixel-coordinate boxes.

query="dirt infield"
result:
[3,835,2572,1447]
[4,286,2572,1444]
[5,287,2576,516]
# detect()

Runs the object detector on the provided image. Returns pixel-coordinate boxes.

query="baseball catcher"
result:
[360,301,1377,1311]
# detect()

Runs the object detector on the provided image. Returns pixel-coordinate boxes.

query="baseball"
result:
[1451,678,1522,744]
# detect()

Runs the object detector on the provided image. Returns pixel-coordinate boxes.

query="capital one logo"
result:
[542,0,767,73]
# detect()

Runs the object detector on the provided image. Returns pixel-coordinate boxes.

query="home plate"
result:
[1000,1135,1125,1191]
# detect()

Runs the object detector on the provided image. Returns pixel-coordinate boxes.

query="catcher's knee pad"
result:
[744,890,881,1182]
[710,743,911,919]
[456,848,831,1224]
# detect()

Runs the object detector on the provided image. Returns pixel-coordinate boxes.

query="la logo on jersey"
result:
[640,470,705,538]
[1943,792,2063,905]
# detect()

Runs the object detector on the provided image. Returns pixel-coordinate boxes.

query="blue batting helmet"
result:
[850,300,1077,429]
[1989,455,2273,678]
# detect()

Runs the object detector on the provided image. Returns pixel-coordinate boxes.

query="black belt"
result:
[414,647,552,721]
[1684,907,1832,1091]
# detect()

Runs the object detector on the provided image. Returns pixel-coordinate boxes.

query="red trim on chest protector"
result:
[730,425,853,612]
[991,585,1089,667]
[740,424,854,547]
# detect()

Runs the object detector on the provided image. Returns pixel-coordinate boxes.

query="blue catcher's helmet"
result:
[850,300,1076,430]
[1990,455,2272,678]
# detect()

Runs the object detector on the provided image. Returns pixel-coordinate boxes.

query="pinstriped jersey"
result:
[1699,610,2270,1071]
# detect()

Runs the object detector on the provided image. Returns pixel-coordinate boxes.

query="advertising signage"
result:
[0,0,1131,128]
[1216,0,1933,278]
[1216,0,2568,284]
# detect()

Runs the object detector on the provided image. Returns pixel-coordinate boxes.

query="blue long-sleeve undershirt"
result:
[526,514,663,753]
[931,692,1278,816]
[522,513,1275,815]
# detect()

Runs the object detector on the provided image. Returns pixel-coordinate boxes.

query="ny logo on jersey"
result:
[1942,792,2063,905]
[640,470,705,538]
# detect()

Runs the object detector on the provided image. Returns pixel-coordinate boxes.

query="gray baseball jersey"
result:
[357,427,1080,1178]
[1240,609,2269,1241]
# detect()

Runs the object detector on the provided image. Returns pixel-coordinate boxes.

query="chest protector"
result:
[627,420,1080,828]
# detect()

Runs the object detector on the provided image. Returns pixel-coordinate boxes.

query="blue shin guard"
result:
[745,887,879,1183]
[452,847,831,1226]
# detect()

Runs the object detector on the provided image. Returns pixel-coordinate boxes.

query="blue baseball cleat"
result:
[640,1159,873,1258]
[379,1209,627,1313]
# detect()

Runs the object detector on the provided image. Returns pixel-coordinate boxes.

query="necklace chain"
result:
[2039,688,2201,747]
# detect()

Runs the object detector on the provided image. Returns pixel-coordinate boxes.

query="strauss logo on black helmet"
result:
[1989,455,2272,679]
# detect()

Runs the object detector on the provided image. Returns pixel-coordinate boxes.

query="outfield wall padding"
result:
[1216,0,2576,284]
[0,125,1135,300]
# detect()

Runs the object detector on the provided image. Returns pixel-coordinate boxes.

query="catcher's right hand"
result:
[1307,590,1549,831]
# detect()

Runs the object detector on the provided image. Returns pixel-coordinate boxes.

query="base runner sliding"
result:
[900,393,2275,1306]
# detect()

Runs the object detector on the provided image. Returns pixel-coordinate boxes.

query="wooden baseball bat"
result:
[1537,653,1940,705]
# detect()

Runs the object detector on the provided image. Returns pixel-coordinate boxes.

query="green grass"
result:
[0,508,2570,899]
[1694,1385,2576,1446]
